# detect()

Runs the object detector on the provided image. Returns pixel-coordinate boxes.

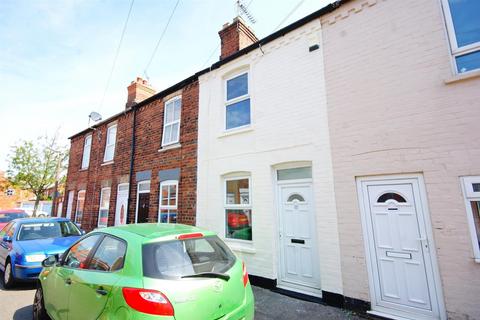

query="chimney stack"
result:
[218,17,258,60]
[126,77,156,109]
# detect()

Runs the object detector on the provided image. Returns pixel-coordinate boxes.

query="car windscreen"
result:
[143,235,236,280]
[0,212,28,223]
[17,221,82,241]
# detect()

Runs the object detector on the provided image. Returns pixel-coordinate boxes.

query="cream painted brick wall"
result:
[321,0,480,318]
[197,20,343,294]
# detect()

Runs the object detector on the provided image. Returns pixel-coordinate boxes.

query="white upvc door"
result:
[277,182,321,295]
[66,190,74,220]
[357,176,445,320]
[115,183,129,226]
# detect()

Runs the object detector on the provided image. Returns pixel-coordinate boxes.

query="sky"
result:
[0,0,332,171]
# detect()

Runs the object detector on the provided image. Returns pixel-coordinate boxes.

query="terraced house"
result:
[64,76,199,230]
[64,0,480,319]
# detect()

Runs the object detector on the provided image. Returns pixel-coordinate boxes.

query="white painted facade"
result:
[197,19,343,295]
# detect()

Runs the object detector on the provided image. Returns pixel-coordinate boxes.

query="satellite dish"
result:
[88,112,102,122]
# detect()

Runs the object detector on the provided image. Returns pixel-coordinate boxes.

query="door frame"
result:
[135,180,150,224]
[356,174,446,320]
[115,183,129,226]
[275,177,322,297]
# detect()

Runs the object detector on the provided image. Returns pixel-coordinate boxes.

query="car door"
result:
[43,234,102,320]
[67,235,127,320]
[0,223,13,267]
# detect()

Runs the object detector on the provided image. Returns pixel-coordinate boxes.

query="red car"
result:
[0,209,29,230]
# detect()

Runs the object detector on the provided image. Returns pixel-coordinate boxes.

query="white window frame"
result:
[224,72,251,131]
[98,187,111,228]
[158,180,179,223]
[66,190,74,220]
[81,134,92,169]
[135,180,151,224]
[441,0,480,74]
[161,96,182,147]
[224,176,252,242]
[103,124,117,163]
[461,176,480,263]
[75,190,86,224]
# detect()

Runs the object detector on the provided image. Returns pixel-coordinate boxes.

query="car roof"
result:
[100,223,215,240]
[14,217,71,224]
[0,209,26,214]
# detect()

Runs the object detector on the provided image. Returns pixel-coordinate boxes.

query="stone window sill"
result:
[79,168,88,172]
[444,69,480,84]
[218,126,253,139]
[101,161,114,166]
[158,143,181,153]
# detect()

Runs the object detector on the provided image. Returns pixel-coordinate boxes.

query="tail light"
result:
[177,232,204,240]
[242,262,249,287]
[122,288,174,316]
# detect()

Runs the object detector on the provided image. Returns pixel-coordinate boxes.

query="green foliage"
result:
[6,135,69,216]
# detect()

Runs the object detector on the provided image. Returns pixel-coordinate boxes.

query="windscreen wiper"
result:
[181,272,230,281]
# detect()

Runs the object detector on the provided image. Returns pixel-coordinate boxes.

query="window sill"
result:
[475,258,480,264]
[101,161,114,166]
[225,239,256,254]
[158,143,181,152]
[218,126,253,139]
[79,168,88,172]
[444,69,480,84]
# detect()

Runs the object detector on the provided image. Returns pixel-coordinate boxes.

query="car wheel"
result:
[33,286,51,320]
[3,260,15,289]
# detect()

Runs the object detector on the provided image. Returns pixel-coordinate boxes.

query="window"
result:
[442,0,480,73]
[98,188,111,228]
[143,235,235,279]
[162,97,181,146]
[225,177,252,241]
[225,73,251,130]
[103,124,117,162]
[461,176,480,262]
[89,236,127,272]
[75,190,86,224]
[277,167,312,181]
[81,135,92,169]
[63,234,101,269]
[6,189,14,196]
[159,180,178,223]
[17,221,81,241]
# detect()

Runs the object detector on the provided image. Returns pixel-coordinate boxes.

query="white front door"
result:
[66,190,74,220]
[278,183,321,294]
[115,184,129,226]
[358,177,444,320]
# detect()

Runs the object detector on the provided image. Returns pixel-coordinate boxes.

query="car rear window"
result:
[143,235,236,279]
[17,221,82,241]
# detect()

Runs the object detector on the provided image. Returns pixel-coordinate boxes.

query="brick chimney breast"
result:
[218,17,258,60]
[126,77,156,109]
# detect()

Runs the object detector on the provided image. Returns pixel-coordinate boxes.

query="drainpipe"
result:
[126,107,137,224]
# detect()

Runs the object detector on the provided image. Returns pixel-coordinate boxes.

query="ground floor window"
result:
[461,176,480,262]
[225,177,252,241]
[159,180,178,223]
[75,190,86,224]
[98,187,111,228]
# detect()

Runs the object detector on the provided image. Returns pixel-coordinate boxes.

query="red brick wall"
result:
[64,81,198,231]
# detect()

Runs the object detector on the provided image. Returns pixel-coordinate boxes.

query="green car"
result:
[33,223,254,320]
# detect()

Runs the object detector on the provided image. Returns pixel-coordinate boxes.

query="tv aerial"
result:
[236,0,256,24]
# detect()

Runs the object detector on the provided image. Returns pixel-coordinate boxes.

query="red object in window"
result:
[227,212,249,230]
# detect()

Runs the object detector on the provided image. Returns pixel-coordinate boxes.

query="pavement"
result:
[0,277,362,320]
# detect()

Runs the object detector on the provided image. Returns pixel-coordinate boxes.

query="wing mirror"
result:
[81,230,86,235]
[42,254,58,268]
[2,236,12,242]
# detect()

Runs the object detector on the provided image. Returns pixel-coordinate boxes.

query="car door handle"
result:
[96,287,108,296]
[65,278,72,285]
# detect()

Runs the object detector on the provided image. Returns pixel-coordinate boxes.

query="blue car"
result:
[0,217,83,288]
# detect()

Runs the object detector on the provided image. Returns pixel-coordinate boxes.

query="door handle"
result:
[65,278,72,285]
[96,287,108,296]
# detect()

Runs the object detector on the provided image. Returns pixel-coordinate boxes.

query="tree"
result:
[7,134,68,217]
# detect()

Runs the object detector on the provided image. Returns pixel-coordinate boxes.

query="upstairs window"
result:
[225,73,251,130]
[443,0,480,73]
[158,180,178,223]
[162,97,181,146]
[104,124,117,162]
[81,135,92,169]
